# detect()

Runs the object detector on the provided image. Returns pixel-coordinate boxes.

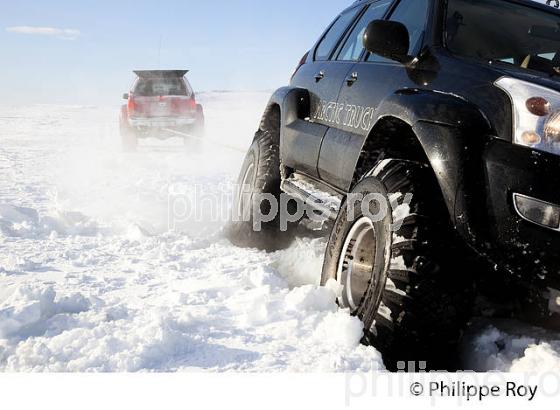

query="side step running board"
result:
[281,174,343,220]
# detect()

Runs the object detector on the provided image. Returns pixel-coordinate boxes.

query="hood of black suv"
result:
[493,64,560,93]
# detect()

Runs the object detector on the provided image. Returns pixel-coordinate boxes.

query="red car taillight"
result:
[127,96,146,116]
[127,96,136,113]
[172,98,196,112]
[291,51,309,81]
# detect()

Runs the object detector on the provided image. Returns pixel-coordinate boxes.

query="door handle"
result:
[314,71,325,82]
[346,72,358,86]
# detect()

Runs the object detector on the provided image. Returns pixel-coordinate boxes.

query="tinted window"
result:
[446,0,560,76]
[336,1,392,61]
[367,0,429,62]
[315,7,363,61]
[133,78,189,97]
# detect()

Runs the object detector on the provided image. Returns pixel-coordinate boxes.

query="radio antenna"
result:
[157,35,163,68]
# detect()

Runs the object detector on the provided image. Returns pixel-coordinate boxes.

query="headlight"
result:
[495,77,560,155]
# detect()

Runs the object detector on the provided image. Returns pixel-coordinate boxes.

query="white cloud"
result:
[5,26,80,40]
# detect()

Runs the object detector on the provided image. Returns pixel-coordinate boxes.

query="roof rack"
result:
[133,70,189,78]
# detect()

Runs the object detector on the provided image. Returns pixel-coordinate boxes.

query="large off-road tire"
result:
[225,130,295,251]
[321,159,474,371]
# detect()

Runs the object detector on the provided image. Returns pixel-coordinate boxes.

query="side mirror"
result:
[363,20,412,64]
[122,93,129,100]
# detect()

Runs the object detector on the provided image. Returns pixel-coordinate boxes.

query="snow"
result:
[0,93,383,372]
[462,321,560,372]
[1,92,560,372]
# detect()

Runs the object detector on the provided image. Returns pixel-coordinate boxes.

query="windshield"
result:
[133,77,189,97]
[446,0,560,76]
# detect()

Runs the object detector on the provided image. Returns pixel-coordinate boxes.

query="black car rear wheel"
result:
[226,130,295,251]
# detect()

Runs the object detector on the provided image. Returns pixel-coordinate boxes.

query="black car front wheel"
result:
[321,159,474,370]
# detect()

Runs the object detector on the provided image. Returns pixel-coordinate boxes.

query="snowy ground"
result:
[1,92,559,372]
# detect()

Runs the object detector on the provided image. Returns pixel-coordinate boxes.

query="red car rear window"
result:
[134,78,190,97]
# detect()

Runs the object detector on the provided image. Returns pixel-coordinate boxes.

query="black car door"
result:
[318,0,430,191]
[284,5,364,178]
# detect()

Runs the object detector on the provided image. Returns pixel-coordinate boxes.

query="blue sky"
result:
[0,0,348,104]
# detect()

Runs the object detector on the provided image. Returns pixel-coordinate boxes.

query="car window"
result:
[445,0,560,77]
[133,78,189,97]
[336,0,392,61]
[314,6,363,61]
[367,0,429,62]
[184,79,194,95]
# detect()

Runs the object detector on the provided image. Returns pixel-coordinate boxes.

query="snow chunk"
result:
[0,285,90,339]
[313,311,365,349]
[390,256,408,271]
[0,204,99,238]
[285,285,337,313]
[248,266,287,291]
[511,344,560,372]
[324,278,343,300]
[0,255,44,274]
[272,238,326,287]
[392,203,411,221]
[463,324,560,372]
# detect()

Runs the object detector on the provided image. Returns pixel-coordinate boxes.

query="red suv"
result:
[120,70,205,149]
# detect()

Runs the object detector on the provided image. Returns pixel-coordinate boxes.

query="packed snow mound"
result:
[0,204,99,238]
[463,322,560,372]
[0,237,384,372]
[0,284,91,340]
[272,237,327,287]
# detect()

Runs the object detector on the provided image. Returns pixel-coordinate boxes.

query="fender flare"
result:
[367,90,493,245]
[371,89,492,130]
[260,86,310,130]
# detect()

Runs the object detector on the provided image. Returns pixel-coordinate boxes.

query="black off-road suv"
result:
[228,0,560,369]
